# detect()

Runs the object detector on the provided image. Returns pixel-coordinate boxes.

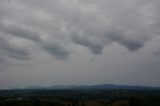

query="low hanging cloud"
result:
[42,41,70,59]
[0,36,31,61]
[154,51,160,56]
[3,45,31,60]
[71,35,103,55]
[0,23,41,42]
[106,33,144,52]
[0,56,7,66]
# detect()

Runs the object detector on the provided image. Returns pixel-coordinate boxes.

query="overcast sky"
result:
[0,0,160,89]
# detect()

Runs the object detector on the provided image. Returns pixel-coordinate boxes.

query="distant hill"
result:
[24,84,160,90]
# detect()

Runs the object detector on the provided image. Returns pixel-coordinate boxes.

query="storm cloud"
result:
[0,36,31,61]
[42,41,70,59]
[71,35,103,55]
[106,33,144,52]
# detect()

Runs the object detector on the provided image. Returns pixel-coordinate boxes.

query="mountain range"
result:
[23,84,160,90]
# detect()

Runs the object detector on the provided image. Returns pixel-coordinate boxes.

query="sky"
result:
[0,0,160,89]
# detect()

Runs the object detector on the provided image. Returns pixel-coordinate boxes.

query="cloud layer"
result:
[0,0,160,64]
[0,0,160,88]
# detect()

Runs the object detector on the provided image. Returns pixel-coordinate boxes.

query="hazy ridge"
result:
[22,84,160,90]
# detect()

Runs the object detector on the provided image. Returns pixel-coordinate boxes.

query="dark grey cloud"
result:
[106,33,144,51]
[71,35,103,55]
[0,23,41,42]
[154,51,160,56]
[0,36,31,61]
[0,22,70,61]
[42,41,70,59]
[0,57,6,65]
[3,46,31,60]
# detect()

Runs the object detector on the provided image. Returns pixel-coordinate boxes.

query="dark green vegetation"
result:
[0,89,160,106]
